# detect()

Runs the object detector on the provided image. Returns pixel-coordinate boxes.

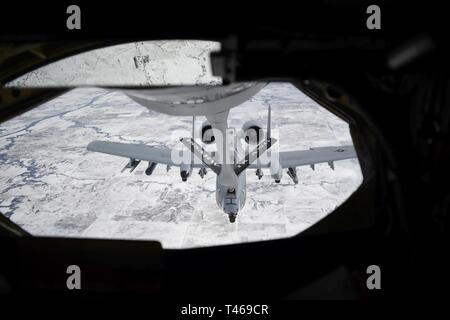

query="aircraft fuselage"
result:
[215,165,247,223]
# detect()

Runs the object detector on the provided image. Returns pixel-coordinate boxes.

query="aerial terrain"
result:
[0,82,362,248]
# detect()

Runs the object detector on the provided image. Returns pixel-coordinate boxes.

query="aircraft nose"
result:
[228,212,237,223]
[224,203,239,215]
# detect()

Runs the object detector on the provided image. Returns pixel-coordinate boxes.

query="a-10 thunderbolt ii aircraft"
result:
[87,82,357,222]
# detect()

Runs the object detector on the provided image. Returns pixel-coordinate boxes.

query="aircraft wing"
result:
[278,145,357,168]
[247,145,356,169]
[87,140,204,168]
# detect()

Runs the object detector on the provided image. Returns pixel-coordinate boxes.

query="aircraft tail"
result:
[233,104,276,175]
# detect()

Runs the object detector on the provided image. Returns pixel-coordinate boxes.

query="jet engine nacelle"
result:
[242,120,264,145]
[200,120,215,144]
[180,163,192,182]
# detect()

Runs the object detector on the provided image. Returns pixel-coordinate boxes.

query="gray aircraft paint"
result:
[86,83,357,221]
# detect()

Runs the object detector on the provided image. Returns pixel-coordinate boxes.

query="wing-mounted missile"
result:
[199,167,207,179]
[121,158,141,173]
[145,162,157,176]
[287,167,299,184]
[180,163,192,182]
[256,168,264,180]
[328,161,335,170]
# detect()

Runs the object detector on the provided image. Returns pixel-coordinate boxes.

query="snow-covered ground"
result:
[6,40,221,87]
[0,82,362,248]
